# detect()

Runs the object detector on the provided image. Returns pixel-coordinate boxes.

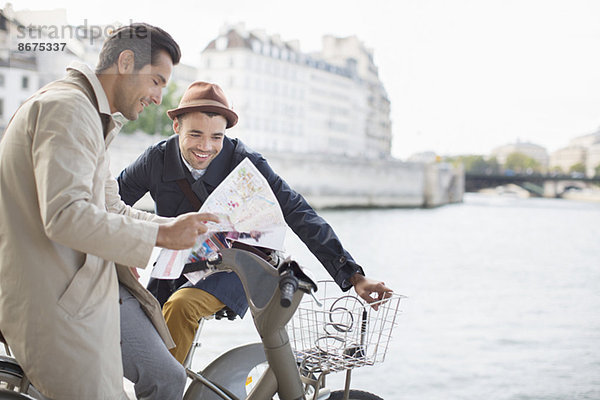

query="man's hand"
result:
[156,212,219,250]
[350,273,393,311]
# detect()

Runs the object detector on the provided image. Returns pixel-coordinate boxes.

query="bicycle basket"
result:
[287,280,405,373]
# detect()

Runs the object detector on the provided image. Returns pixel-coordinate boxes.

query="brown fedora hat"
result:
[167,81,238,128]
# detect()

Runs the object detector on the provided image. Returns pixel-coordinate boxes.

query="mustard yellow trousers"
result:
[162,288,225,364]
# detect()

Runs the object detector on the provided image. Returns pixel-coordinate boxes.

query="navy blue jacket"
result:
[117,134,364,317]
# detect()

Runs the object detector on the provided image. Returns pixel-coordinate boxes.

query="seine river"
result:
[188,193,600,400]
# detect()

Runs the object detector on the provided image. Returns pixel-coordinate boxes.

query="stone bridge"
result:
[465,173,600,197]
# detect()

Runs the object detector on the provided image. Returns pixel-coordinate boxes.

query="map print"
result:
[195,157,287,251]
[151,158,287,280]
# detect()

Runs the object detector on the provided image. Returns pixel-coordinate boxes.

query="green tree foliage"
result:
[568,162,586,173]
[121,82,179,136]
[595,164,600,177]
[504,152,541,172]
[445,155,500,174]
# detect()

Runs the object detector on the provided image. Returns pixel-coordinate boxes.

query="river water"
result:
[189,193,600,400]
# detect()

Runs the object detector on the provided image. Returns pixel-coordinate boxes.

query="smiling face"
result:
[175,112,227,170]
[113,50,173,120]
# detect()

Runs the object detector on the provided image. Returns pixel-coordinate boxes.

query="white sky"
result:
[8,0,600,159]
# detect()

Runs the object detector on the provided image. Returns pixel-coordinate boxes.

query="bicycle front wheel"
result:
[0,358,45,399]
[0,388,36,399]
[328,389,384,400]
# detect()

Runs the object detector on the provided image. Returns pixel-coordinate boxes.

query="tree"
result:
[568,162,585,174]
[445,155,500,174]
[595,164,600,177]
[504,152,541,173]
[121,82,180,136]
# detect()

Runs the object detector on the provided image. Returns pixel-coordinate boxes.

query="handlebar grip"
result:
[280,282,295,308]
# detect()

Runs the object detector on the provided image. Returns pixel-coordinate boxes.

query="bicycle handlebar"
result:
[278,269,299,308]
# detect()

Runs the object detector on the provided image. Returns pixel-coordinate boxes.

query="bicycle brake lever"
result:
[308,289,323,307]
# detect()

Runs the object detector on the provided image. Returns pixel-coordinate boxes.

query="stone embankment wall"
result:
[423,162,465,208]
[263,151,464,209]
[108,133,464,210]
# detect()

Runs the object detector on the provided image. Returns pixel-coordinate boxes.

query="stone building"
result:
[196,24,392,159]
[586,143,600,177]
[549,129,600,176]
[490,141,549,170]
[549,146,587,174]
[0,7,40,135]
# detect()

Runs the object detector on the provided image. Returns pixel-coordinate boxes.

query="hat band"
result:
[178,99,230,109]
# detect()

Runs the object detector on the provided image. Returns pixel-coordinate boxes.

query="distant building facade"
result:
[587,143,600,176]
[171,63,199,93]
[490,141,549,171]
[196,24,392,158]
[407,151,438,163]
[0,5,201,136]
[549,129,600,176]
[0,6,40,135]
[0,5,110,134]
[549,146,587,173]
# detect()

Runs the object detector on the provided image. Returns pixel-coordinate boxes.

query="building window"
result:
[0,98,4,118]
[0,74,4,87]
[22,76,29,90]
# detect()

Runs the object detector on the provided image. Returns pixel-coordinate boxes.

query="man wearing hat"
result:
[117,81,392,363]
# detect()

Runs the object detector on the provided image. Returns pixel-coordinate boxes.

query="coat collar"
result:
[203,137,235,189]
[163,135,188,182]
[66,62,112,116]
[64,62,121,146]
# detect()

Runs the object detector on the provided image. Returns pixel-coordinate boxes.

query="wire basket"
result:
[287,280,405,373]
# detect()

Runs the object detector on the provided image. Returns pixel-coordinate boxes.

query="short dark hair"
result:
[96,23,181,73]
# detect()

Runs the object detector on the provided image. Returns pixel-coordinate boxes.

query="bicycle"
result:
[1,248,404,400]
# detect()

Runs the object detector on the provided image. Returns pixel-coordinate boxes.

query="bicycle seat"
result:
[214,306,237,321]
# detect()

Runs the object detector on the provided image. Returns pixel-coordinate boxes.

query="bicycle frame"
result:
[2,248,393,400]
[183,248,316,400]
[0,248,311,400]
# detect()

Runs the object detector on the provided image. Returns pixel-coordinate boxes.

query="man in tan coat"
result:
[0,24,216,400]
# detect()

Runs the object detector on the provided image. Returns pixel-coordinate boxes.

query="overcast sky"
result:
[9,0,600,159]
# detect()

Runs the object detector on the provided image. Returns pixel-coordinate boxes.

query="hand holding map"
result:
[151,158,287,280]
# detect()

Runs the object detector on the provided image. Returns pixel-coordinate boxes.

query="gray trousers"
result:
[119,284,187,400]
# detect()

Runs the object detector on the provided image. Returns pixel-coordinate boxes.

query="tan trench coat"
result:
[0,63,173,400]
